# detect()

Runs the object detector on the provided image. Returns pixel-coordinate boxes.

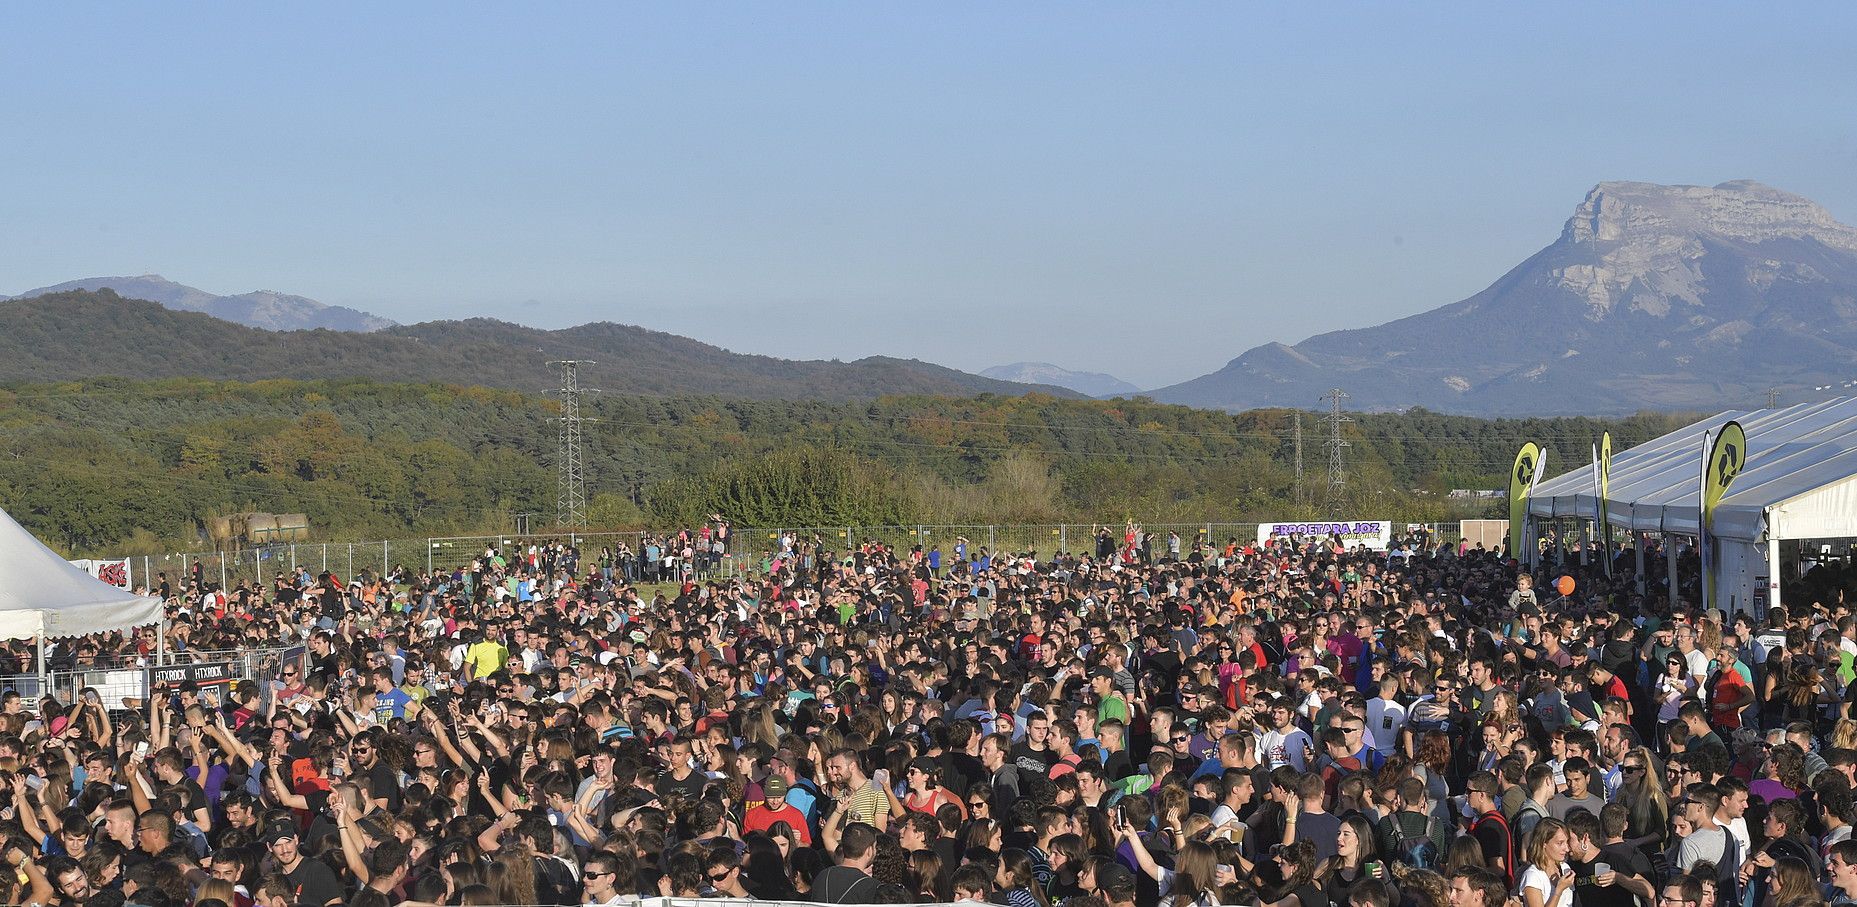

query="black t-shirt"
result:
[1596,841,1655,882]
[285,856,346,907]
[939,751,986,798]
[165,777,209,817]
[1010,741,1054,776]
[812,865,880,904]
[361,761,401,812]
[1471,812,1514,883]
[1146,649,1183,685]
[1322,869,1387,907]
[1102,748,1135,782]
[655,767,707,802]
[1570,855,1637,907]
[533,854,578,905]
[308,651,340,682]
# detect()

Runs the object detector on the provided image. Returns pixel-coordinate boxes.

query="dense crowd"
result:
[5,520,1857,907]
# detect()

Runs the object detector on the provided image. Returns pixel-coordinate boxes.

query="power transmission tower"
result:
[1766,387,1780,408]
[548,360,597,527]
[1292,411,1304,507]
[1320,388,1352,515]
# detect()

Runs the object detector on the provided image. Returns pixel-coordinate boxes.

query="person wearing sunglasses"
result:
[579,854,631,903]
[704,850,751,899]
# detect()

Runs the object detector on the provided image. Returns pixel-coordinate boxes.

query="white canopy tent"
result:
[1527,396,1857,614]
[0,504,163,698]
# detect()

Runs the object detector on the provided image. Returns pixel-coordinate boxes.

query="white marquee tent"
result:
[0,505,162,642]
[1527,396,1857,614]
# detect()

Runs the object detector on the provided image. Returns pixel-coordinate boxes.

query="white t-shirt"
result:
[1367,696,1406,751]
[1722,815,1751,863]
[1519,862,1572,907]
[1257,727,1311,770]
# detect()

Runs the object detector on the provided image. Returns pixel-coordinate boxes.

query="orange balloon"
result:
[1556,575,1576,596]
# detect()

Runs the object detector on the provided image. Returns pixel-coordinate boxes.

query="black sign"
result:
[147,661,236,689]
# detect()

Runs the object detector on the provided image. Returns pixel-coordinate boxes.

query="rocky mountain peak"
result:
[1545,180,1857,322]
[1564,180,1857,252]
[1149,178,1857,415]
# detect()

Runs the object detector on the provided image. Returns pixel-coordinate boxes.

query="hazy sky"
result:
[4,4,1854,389]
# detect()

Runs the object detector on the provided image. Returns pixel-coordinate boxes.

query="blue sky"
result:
[3,4,1854,388]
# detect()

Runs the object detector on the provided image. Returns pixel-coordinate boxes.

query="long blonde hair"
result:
[1831,719,1857,751]
[1622,746,1669,840]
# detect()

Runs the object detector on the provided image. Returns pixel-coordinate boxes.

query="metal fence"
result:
[120,521,1465,586]
[0,646,300,707]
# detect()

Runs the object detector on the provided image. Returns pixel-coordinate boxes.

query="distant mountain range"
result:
[3,275,396,332]
[1151,180,1857,415]
[0,289,1081,401]
[981,362,1141,397]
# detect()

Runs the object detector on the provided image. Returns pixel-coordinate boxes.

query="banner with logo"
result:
[1509,443,1541,559]
[1256,520,1393,550]
[1701,420,1747,613]
[146,661,239,708]
[1591,433,1614,576]
[1599,433,1613,574]
[70,557,132,589]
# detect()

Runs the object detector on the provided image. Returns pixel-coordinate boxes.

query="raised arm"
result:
[127,752,157,815]
[332,794,371,883]
[12,777,45,847]
[206,712,257,769]
[183,732,215,832]
[1115,811,1165,882]
[16,847,53,907]
[564,795,607,849]
[263,763,309,811]
[476,810,520,854]
[150,693,171,751]
[820,798,850,854]
[91,696,115,749]
[419,710,470,769]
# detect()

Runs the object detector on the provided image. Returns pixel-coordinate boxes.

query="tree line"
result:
[0,377,1693,554]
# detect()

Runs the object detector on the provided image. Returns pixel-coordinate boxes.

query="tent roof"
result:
[1527,396,1857,542]
[0,506,162,640]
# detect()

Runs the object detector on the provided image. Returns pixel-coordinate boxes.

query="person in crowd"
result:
[12,527,1857,907]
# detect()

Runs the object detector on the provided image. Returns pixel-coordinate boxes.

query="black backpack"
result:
[1385,812,1441,870]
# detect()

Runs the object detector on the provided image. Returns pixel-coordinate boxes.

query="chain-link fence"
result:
[123,521,1467,586]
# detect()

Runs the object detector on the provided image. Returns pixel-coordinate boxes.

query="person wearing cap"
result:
[768,747,822,834]
[1096,862,1138,907]
[265,824,343,907]
[743,774,813,844]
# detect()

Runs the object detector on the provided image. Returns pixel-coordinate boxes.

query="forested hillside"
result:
[0,378,1692,554]
[0,289,1075,399]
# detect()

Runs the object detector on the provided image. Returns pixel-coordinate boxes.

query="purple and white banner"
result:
[1257,520,1393,550]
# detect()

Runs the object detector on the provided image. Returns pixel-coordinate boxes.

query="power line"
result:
[548,360,597,527]
[1321,388,1352,516]
[1292,411,1304,507]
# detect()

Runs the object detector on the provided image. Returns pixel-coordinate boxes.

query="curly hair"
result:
[1769,743,1808,792]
